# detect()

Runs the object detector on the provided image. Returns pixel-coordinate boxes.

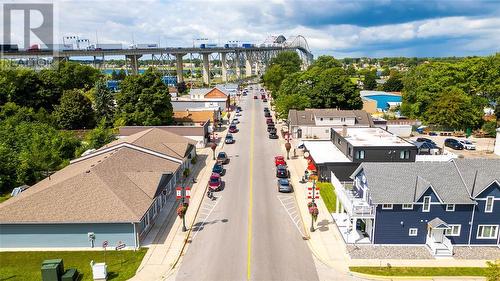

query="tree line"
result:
[263,52,363,118]
[0,62,174,194]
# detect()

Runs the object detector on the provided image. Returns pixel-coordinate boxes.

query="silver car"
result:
[277,179,293,193]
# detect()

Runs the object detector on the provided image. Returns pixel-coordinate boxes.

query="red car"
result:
[266,118,274,124]
[254,96,258,99]
[208,173,221,191]
[275,155,286,166]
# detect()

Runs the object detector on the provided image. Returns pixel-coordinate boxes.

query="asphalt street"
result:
[176,85,319,281]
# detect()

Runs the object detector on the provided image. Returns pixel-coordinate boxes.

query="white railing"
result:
[331,173,374,217]
[443,236,453,253]
[426,235,437,254]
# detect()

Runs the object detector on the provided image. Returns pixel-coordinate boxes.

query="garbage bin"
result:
[61,268,78,281]
[41,263,59,281]
[42,259,64,276]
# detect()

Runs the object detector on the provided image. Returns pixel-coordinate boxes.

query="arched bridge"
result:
[1,35,314,84]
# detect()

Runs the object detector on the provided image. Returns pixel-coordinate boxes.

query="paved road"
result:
[176,85,319,281]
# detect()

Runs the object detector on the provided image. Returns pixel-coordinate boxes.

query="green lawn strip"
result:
[349,266,487,277]
[317,182,337,213]
[0,249,147,281]
[0,192,11,203]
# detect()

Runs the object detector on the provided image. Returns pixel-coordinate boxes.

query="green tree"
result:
[275,93,311,119]
[54,89,96,130]
[311,56,342,69]
[383,71,404,92]
[76,120,116,155]
[269,51,301,74]
[308,67,362,109]
[426,88,484,130]
[263,65,286,95]
[115,68,173,126]
[363,71,377,90]
[177,81,188,95]
[93,79,115,126]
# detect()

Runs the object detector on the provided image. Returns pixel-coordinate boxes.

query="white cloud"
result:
[2,0,499,57]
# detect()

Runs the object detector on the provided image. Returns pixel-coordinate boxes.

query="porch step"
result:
[434,248,453,257]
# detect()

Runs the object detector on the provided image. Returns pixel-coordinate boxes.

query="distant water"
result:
[102,69,145,75]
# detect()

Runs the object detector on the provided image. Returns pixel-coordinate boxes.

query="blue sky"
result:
[4,0,500,57]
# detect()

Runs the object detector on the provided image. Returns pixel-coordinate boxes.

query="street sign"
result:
[102,240,108,248]
[115,241,126,250]
[176,187,182,199]
[185,187,191,199]
[307,187,320,199]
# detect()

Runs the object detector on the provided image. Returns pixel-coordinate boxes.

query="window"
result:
[400,150,410,159]
[348,147,352,156]
[477,225,498,239]
[445,225,461,236]
[402,204,413,210]
[337,138,341,145]
[320,118,324,121]
[446,204,455,212]
[329,117,333,121]
[355,150,365,159]
[382,204,393,210]
[485,196,494,213]
[341,117,346,122]
[422,196,431,212]
[409,228,418,236]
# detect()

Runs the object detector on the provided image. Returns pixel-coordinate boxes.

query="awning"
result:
[428,218,450,229]
[307,162,317,171]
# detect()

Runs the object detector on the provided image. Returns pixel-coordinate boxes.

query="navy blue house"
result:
[331,159,500,257]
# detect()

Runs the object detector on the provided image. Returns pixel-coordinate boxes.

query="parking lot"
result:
[406,134,499,159]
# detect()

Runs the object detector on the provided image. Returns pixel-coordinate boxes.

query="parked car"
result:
[263,107,269,112]
[277,179,293,193]
[225,134,234,144]
[262,99,268,102]
[212,163,224,175]
[254,96,258,99]
[237,106,242,111]
[276,165,289,178]
[459,139,476,150]
[416,137,436,145]
[429,132,438,136]
[267,124,275,132]
[217,152,229,164]
[208,173,222,191]
[236,108,240,113]
[229,125,238,133]
[275,155,286,166]
[231,118,239,124]
[444,138,464,150]
[266,118,274,124]
[261,94,266,99]
[264,112,271,118]
[269,132,279,139]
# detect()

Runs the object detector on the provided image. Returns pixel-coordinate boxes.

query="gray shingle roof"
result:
[428,217,449,229]
[351,159,500,204]
[288,108,373,127]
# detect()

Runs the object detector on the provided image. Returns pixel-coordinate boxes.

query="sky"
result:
[2,0,500,58]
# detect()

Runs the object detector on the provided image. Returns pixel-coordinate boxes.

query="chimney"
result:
[342,124,347,137]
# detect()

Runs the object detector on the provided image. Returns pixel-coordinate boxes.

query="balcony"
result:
[331,176,374,218]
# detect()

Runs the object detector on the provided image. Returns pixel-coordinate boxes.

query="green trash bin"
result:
[41,263,59,281]
[61,268,78,281]
[42,259,64,276]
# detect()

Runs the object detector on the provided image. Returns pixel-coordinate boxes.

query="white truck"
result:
[129,43,158,49]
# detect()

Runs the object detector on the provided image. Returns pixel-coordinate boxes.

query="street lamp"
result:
[210,142,217,160]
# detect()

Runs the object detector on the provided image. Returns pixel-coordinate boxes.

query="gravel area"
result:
[453,246,500,260]
[347,245,434,259]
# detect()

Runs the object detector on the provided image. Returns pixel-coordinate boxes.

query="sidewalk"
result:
[130,148,215,281]
[130,112,235,281]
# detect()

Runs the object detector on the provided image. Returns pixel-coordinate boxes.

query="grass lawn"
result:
[349,266,488,277]
[0,249,147,281]
[317,182,337,213]
[0,192,11,203]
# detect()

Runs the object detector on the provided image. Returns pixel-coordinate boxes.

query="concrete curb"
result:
[349,271,486,281]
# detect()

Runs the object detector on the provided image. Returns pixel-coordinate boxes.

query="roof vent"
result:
[91,164,95,167]
[85,170,90,173]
